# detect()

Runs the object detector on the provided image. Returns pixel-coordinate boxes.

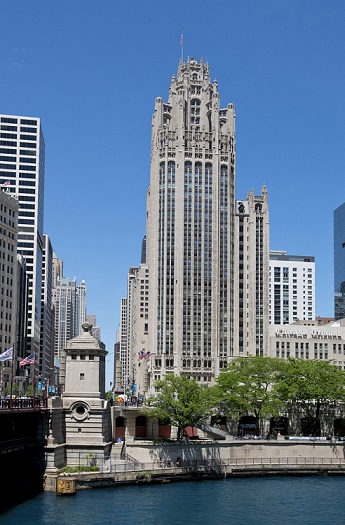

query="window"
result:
[20,119,37,126]
[191,99,201,127]
[80,373,84,380]
[20,134,37,141]
[1,117,17,124]
[20,127,36,133]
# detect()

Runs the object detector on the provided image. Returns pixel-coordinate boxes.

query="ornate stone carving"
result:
[82,322,92,333]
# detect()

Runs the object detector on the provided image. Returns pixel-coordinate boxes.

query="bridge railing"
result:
[0,397,48,410]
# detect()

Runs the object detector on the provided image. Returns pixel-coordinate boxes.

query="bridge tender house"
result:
[269,319,345,368]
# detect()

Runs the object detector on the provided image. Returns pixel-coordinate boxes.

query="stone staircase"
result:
[197,423,228,440]
[107,447,142,472]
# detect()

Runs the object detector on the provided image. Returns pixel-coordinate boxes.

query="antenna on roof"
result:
[180,32,184,62]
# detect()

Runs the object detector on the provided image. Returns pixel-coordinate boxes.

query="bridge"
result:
[0,397,49,512]
[0,397,48,411]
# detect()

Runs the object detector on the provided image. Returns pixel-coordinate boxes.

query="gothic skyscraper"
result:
[121,59,270,394]
[146,58,237,384]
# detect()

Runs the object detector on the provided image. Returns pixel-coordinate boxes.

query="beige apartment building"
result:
[0,189,18,387]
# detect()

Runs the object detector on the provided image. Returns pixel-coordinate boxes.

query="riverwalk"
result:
[45,438,345,491]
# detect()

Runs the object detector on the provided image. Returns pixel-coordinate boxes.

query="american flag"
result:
[19,352,35,366]
[138,350,151,361]
[0,347,13,362]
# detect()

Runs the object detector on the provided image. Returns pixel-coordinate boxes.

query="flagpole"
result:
[10,343,15,402]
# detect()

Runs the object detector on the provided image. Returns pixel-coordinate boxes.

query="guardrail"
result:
[58,454,345,475]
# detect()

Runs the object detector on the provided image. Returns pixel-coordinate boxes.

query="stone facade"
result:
[269,317,345,368]
[0,190,18,388]
[45,323,112,470]
[234,188,270,358]
[118,59,270,394]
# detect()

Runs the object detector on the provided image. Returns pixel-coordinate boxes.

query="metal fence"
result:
[63,453,345,474]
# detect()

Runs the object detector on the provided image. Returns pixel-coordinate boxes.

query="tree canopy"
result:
[275,358,345,418]
[216,356,345,434]
[144,374,217,440]
[216,356,285,432]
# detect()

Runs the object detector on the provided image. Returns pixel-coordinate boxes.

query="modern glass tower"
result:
[334,202,345,319]
[0,114,45,377]
[146,58,236,383]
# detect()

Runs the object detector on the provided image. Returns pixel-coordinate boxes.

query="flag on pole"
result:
[19,352,35,366]
[138,350,151,361]
[1,181,10,187]
[0,347,13,362]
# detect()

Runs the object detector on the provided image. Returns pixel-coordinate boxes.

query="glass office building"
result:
[334,202,345,319]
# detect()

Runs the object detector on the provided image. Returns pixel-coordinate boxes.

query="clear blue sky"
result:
[1,1,345,383]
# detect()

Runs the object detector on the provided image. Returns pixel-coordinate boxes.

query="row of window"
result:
[0,133,37,142]
[1,125,37,133]
[1,117,37,126]
[71,353,95,360]
[0,163,37,171]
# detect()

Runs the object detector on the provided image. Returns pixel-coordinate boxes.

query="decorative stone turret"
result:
[62,322,107,398]
[46,323,112,470]
[62,323,112,453]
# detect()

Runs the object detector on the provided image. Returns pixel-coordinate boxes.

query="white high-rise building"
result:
[53,277,77,359]
[0,114,45,376]
[52,277,87,359]
[76,279,87,336]
[269,251,315,324]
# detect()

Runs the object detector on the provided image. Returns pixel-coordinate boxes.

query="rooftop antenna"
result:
[180,32,184,62]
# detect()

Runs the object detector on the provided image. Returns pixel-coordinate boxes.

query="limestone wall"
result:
[125,440,345,466]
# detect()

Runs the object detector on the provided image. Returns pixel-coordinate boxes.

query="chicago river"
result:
[2,477,345,525]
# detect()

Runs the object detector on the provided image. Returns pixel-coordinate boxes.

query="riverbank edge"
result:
[45,464,345,492]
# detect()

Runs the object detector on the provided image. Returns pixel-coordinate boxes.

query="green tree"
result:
[105,390,113,400]
[275,358,345,431]
[216,356,285,434]
[24,384,34,397]
[144,374,217,440]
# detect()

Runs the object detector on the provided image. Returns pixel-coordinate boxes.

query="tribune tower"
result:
[146,58,236,384]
